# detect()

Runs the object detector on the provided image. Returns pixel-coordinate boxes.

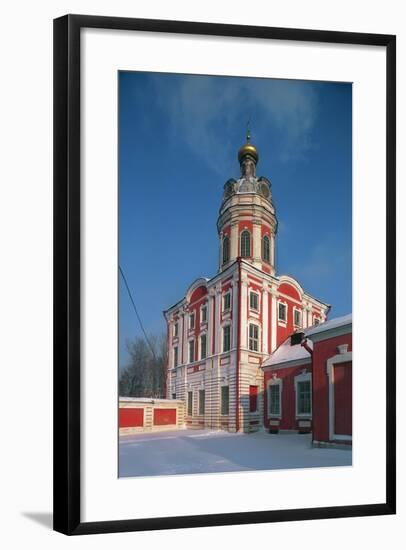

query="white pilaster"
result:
[207,289,215,356]
[302,303,308,329]
[240,277,248,348]
[253,221,261,261]
[232,279,238,349]
[215,285,222,354]
[181,309,187,365]
[262,285,269,355]
[270,288,277,352]
[230,222,239,261]
[271,234,276,267]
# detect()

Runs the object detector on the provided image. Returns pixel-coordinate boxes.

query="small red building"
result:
[262,314,352,447]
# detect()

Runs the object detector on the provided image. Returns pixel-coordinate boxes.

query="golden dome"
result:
[238,142,259,163]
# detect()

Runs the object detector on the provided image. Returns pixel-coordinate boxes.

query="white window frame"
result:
[189,312,195,330]
[326,350,352,441]
[198,388,205,416]
[293,307,302,328]
[200,332,207,360]
[295,371,312,418]
[262,234,271,263]
[222,235,230,264]
[240,230,251,258]
[223,292,231,312]
[248,322,260,352]
[188,339,195,363]
[249,290,259,312]
[200,304,207,324]
[173,346,178,368]
[173,321,179,338]
[268,377,282,418]
[278,301,287,323]
[222,323,231,353]
[220,385,229,416]
[187,390,193,416]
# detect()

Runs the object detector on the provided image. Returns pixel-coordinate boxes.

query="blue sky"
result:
[119,71,352,369]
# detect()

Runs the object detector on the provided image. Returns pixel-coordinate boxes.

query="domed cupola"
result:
[217,130,278,275]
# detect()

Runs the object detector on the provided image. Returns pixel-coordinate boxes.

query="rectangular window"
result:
[221,386,229,415]
[249,292,259,311]
[223,325,231,352]
[269,384,281,416]
[223,292,231,311]
[189,340,195,363]
[294,309,302,327]
[187,391,193,416]
[249,323,259,351]
[200,333,207,359]
[278,302,287,322]
[297,380,311,415]
[314,317,320,326]
[173,322,178,337]
[201,306,207,323]
[189,313,195,330]
[249,385,258,412]
[172,392,176,400]
[199,389,205,415]
[173,346,178,367]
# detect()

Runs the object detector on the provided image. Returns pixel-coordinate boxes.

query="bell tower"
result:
[217,131,278,275]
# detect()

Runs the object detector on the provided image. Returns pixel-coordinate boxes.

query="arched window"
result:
[222,236,230,264]
[240,230,251,258]
[262,235,270,263]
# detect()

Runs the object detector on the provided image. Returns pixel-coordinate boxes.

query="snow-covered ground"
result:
[119,429,351,478]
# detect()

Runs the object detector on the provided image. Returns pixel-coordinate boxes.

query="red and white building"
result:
[262,314,352,446]
[164,135,331,433]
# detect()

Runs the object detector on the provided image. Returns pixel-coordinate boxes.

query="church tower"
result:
[164,130,329,434]
[217,131,278,275]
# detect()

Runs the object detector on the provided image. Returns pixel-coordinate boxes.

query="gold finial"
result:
[238,120,258,163]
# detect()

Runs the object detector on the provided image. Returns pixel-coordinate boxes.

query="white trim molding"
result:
[326,350,352,442]
[267,374,282,419]
[294,369,312,418]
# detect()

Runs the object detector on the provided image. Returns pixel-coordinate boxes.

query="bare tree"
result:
[119,333,167,398]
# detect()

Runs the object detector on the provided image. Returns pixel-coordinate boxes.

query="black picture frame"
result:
[53,14,396,536]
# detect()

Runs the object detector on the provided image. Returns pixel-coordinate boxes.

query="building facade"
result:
[163,135,330,433]
[262,314,352,446]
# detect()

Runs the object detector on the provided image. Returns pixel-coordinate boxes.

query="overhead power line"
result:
[119,265,157,361]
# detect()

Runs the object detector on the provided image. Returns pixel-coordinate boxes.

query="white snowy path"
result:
[119,429,351,477]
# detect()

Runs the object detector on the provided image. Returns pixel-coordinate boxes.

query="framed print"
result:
[53,15,396,535]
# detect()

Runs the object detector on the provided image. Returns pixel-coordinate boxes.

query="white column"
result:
[215,286,222,354]
[240,278,248,348]
[271,234,276,267]
[182,309,187,365]
[270,289,277,352]
[232,279,238,349]
[230,222,239,260]
[253,221,261,262]
[207,289,215,356]
[302,303,308,329]
[262,285,269,355]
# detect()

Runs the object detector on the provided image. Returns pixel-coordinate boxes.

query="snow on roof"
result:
[305,313,352,337]
[262,335,311,368]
